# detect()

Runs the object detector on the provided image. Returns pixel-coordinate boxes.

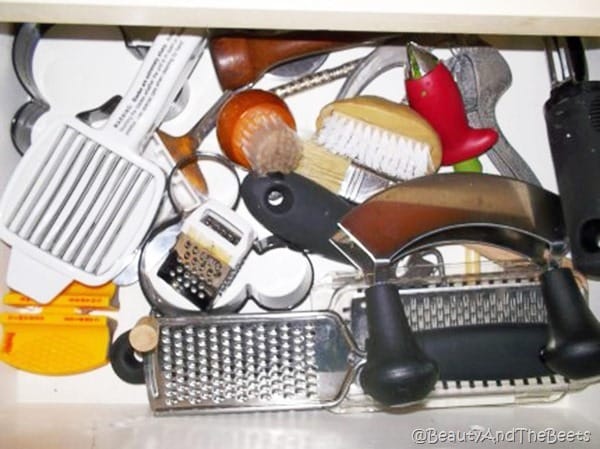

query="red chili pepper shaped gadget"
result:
[405,42,498,166]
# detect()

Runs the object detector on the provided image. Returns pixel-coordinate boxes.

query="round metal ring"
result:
[166,151,242,215]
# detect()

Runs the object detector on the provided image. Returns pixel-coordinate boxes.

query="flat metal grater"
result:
[144,312,363,414]
[156,200,255,310]
[344,279,548,349]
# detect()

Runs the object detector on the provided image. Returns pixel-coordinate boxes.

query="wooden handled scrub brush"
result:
[217,90,442,203]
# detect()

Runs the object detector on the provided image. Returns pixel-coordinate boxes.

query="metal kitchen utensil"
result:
[156,199,256,311]
[144,311,363,414]
[142,268,587,415]
[11,23,50,154]
[330,173,566,276]
[449,45,541,185]
[336,41,539,184]
[139,217,315,315]
[0,28,206,303]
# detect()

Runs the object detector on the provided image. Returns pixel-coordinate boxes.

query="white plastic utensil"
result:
[0,28,206,303]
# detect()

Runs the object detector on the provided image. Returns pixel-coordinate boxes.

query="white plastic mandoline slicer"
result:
[0,28,206,303]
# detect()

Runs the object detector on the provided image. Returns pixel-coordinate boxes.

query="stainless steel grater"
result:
[340,279,548,350]
[155,200,256,310]
[144,312,363,414]
[142,268,600,415]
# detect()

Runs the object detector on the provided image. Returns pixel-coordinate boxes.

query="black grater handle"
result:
[360,283,439,405]
[540,268,600,379]
[416,324,550,380]
[544,58,600,276]
[241,172,353,263]
[110,331,145,385]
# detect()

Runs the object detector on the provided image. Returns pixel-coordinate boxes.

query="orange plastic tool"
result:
[0,282,117,375]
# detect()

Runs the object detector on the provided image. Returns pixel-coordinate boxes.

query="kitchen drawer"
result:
[1,22,600,448]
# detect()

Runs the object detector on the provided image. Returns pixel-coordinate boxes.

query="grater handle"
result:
[104,28,206,151]
[540,268,600,379]
[360,283,439,406]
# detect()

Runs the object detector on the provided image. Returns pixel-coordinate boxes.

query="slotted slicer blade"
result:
[144,312,362,414]
[0,29,205,303]
[0,122,165,303]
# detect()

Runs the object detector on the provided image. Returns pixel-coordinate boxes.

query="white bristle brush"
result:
[223,93,442,203]
[314,96,442,180]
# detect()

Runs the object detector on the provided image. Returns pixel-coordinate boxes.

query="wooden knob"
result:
[128,316,159,353]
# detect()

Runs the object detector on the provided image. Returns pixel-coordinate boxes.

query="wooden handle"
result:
[129,316,159,353]
[157,130,209,195]
[209,32,376,90]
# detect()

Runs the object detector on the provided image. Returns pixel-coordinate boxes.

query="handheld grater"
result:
[156,199,256,310]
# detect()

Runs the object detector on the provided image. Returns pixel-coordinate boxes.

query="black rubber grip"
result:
[110,331,145,385]
[540,268,600,379]
[240,172,353,263]
[416,324,550,380]
[544,80,600,276]
[360,283,439,405]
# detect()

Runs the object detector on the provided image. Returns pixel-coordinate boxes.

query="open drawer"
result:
[1,18,600,448]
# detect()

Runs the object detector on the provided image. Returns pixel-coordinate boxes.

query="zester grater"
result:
[155,200,256,310]
[0,28,206,303]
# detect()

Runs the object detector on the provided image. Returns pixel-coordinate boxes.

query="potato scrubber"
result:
[0,28,206,303]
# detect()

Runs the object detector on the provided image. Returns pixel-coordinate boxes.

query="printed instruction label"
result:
[110,31,187,141]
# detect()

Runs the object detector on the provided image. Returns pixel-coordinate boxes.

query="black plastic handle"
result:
[360,283,439,405]
[110,331,145,385]
[544,80,600,276]
[540,268,600,379]
[241,172,353,263]
[416,324,550,381]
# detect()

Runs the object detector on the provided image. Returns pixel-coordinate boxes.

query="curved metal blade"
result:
[331,173,566,279]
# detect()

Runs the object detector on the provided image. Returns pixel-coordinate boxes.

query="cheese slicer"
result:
[0,28,206,303]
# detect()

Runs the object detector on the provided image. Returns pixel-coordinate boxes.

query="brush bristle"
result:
[315,111,434,180]
[239,113,303,175]
[295,141,352,193]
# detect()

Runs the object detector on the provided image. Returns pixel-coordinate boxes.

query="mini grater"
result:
[156,199,256,310]
[144,312,363,414]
